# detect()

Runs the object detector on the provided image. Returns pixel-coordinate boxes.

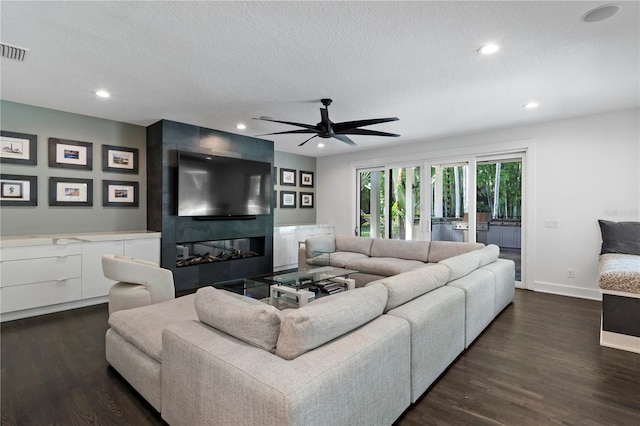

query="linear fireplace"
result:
[176,237,265,268]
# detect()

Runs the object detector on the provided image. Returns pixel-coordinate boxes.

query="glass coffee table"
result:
[266,266,358,309]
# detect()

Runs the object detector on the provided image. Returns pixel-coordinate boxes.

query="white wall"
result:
[316,108,640,300]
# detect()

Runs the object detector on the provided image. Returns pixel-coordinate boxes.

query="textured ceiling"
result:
[1,1,638,157]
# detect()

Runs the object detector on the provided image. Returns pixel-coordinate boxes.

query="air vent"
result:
[1,43,29,61]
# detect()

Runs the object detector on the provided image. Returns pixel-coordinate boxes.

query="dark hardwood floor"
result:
[2,289,638,425]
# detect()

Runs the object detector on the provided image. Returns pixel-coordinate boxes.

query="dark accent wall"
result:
[147,120,274,291]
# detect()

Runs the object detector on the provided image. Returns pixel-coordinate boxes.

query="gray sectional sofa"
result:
[106,235,515,425]
[298,234,485,287]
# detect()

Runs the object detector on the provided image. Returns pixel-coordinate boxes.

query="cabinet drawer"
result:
[0,255,81,288]
[0,278,82,313]
[0,243,82,261]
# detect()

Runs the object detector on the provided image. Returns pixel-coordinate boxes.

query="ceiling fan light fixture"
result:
[317,142,325,148]
[478,43,500,55]
[253,98,400,147]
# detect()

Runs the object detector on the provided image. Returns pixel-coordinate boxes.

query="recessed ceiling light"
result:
[236,123,246,130]
[95,90,110,98]
[478,44,500,55]
[582,3,621,23]
[317,142,325,148]
[523,102,539,109]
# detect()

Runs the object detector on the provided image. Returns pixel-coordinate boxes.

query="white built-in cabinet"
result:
[273,225,334,271]
[0,231,160,322]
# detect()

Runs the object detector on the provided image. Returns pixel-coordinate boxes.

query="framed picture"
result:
[300,170,314,188]
[49,138,93,170]
[280,168,296,186]
[49,177,93,207]
[300,192,314,208]
[0,174,37,206]
[103,180,139,207]
[0,131,37,165]
[280,190,296,208]
[102,145,139,174]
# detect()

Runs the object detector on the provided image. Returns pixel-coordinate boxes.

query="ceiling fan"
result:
[254,98,400,146]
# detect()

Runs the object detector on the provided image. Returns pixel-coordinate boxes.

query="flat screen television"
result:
[177,151,271,218]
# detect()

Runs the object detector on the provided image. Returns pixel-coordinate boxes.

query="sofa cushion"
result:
[275,283,387,360]
[439,250,483,281]
[370,239,430,262]
[320,251,369,268]
[368,264,450,312]
[335,235,374,256]
[346,257,426,277]
[194,287,282,353]
[108,293,198,362]
[599,253,640,293]
[305,235,337,258]
[427,241,484,263]
[478,244,500,267]
[598,220,640,255]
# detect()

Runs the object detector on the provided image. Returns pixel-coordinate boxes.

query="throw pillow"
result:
[598,220,640,255]
[275,283,387,360]
[194,286,282,353]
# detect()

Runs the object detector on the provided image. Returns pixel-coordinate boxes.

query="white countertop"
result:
[0,230,161,248]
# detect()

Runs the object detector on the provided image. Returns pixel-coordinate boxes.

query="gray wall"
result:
[274,151,316,226]
[0,101,147,236]
[0,100,316,236]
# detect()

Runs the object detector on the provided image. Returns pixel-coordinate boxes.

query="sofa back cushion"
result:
[478,244,500,267]
[368,264,450,312]
[305,235,337,258]
[439,250,483,281]
[427,241,484,263]
[195,287,283,353]
[370,238,430,262]
[275,283,387,360]
[335,235,374,256]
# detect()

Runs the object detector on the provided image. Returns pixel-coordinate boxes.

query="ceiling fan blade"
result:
[333,117,399,132]
[333,134,357,146]
[337,128,401,137]
[298,135,319,147]
[252,117,318,131]
[256,129,319,137]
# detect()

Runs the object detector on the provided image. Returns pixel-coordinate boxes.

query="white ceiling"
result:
[1,1,638,157]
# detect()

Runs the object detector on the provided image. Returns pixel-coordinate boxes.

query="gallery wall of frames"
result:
[1,131,140,208]
[273,150,317,227]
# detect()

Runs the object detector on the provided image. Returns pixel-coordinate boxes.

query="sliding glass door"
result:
[357,165,423,240]
[476,157,523,281]
[357,168,385,238]
[428,155,523,282]
[430,162,469,242]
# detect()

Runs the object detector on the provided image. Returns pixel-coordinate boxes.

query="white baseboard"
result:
[533,281,602,301]
[600,330,640,354]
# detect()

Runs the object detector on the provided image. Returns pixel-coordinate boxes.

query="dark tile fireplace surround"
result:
[147,119,274,292]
